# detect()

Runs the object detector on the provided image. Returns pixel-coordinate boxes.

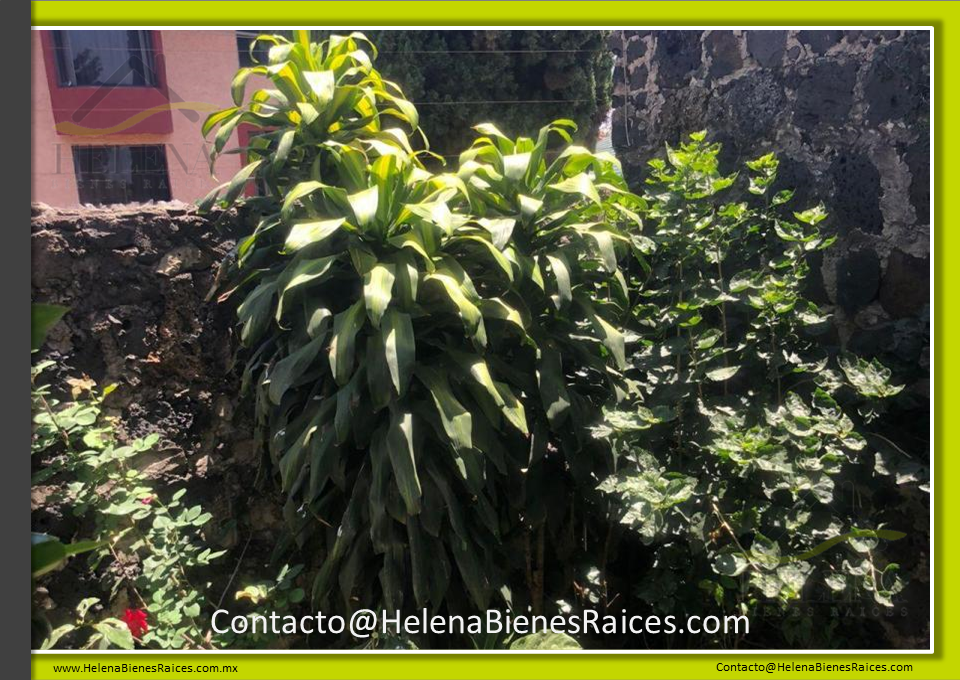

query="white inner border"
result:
[30,24,935,656]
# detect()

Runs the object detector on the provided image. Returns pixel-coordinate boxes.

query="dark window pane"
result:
[52,30,158,87]
[72,145,171,205]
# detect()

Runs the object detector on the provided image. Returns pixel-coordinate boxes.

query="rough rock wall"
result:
[611,30,930,404]
[31,204,283,551]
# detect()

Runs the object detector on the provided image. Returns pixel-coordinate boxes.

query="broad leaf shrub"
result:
[202,32,638,629]
[31,313,224,649]
[594,134,926,648]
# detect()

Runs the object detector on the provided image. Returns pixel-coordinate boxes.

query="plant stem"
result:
[866,432,914,459]
[217,534,253,609]
[716,245,729,397]
[771,325,781,405]
[711,501,760,572]
[37,391,74,452]
[108,543,149,610]
[533,525,546,616]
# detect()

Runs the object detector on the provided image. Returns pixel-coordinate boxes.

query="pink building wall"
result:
[31,30,245,206]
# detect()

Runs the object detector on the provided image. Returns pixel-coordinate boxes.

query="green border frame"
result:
[30,2,950,678]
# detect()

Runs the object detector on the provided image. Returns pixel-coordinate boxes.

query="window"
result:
[72,145,171,205]
[53,30,158,88]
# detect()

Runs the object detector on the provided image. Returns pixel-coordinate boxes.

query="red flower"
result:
[122,608,149,639]
[140,496,153,505]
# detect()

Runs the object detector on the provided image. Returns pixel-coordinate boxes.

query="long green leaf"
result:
[237,280,277,346]
[284,218,346,253]
[348,186,379,228]
[476,217,515,250]
[368,429,393,551]
[221,160,263,208]
[452,352,527,435]
[363,262,396,328]
[548,172,601,205]
[303,70,335,109]
[273,129,296,172]
[335,364,366,443]
[416,366,472,453]
[451,535,490,610]
[384,408,421,515]
[406,516,432,607]
[231,67,266,106]
[581,228,618,272]
[578,297,626,369]
[278,405,329,493]
[503,152,531,181]
[426,460,468,540]
[382,309,415,397]
[268,334,326,405]
[537,344,571,429]
[424,269,486,346]
[308,428,340,501]
[281,181,329,223]
[31,535,101,579]
[202,106,240,138]
[479,298,524,329]
[365,333,393,412]
[393,251,419,308]
[329,300,366,384]
[276,255,338,321]
[518,195,543,219]
[545,253,572,309]
[454,235,514,283]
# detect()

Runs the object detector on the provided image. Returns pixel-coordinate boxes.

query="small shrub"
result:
[32,357,224,649]
[594,133,925,648]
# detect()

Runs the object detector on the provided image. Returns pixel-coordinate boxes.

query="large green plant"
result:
[594,133,925,648]
[202,32,639,626]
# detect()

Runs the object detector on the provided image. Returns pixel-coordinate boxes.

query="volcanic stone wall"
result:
[611,30,930,404]
[31,203,284,551]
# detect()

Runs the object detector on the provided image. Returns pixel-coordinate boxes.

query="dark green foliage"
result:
[593,133,926,648]
[367,31,613,156]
